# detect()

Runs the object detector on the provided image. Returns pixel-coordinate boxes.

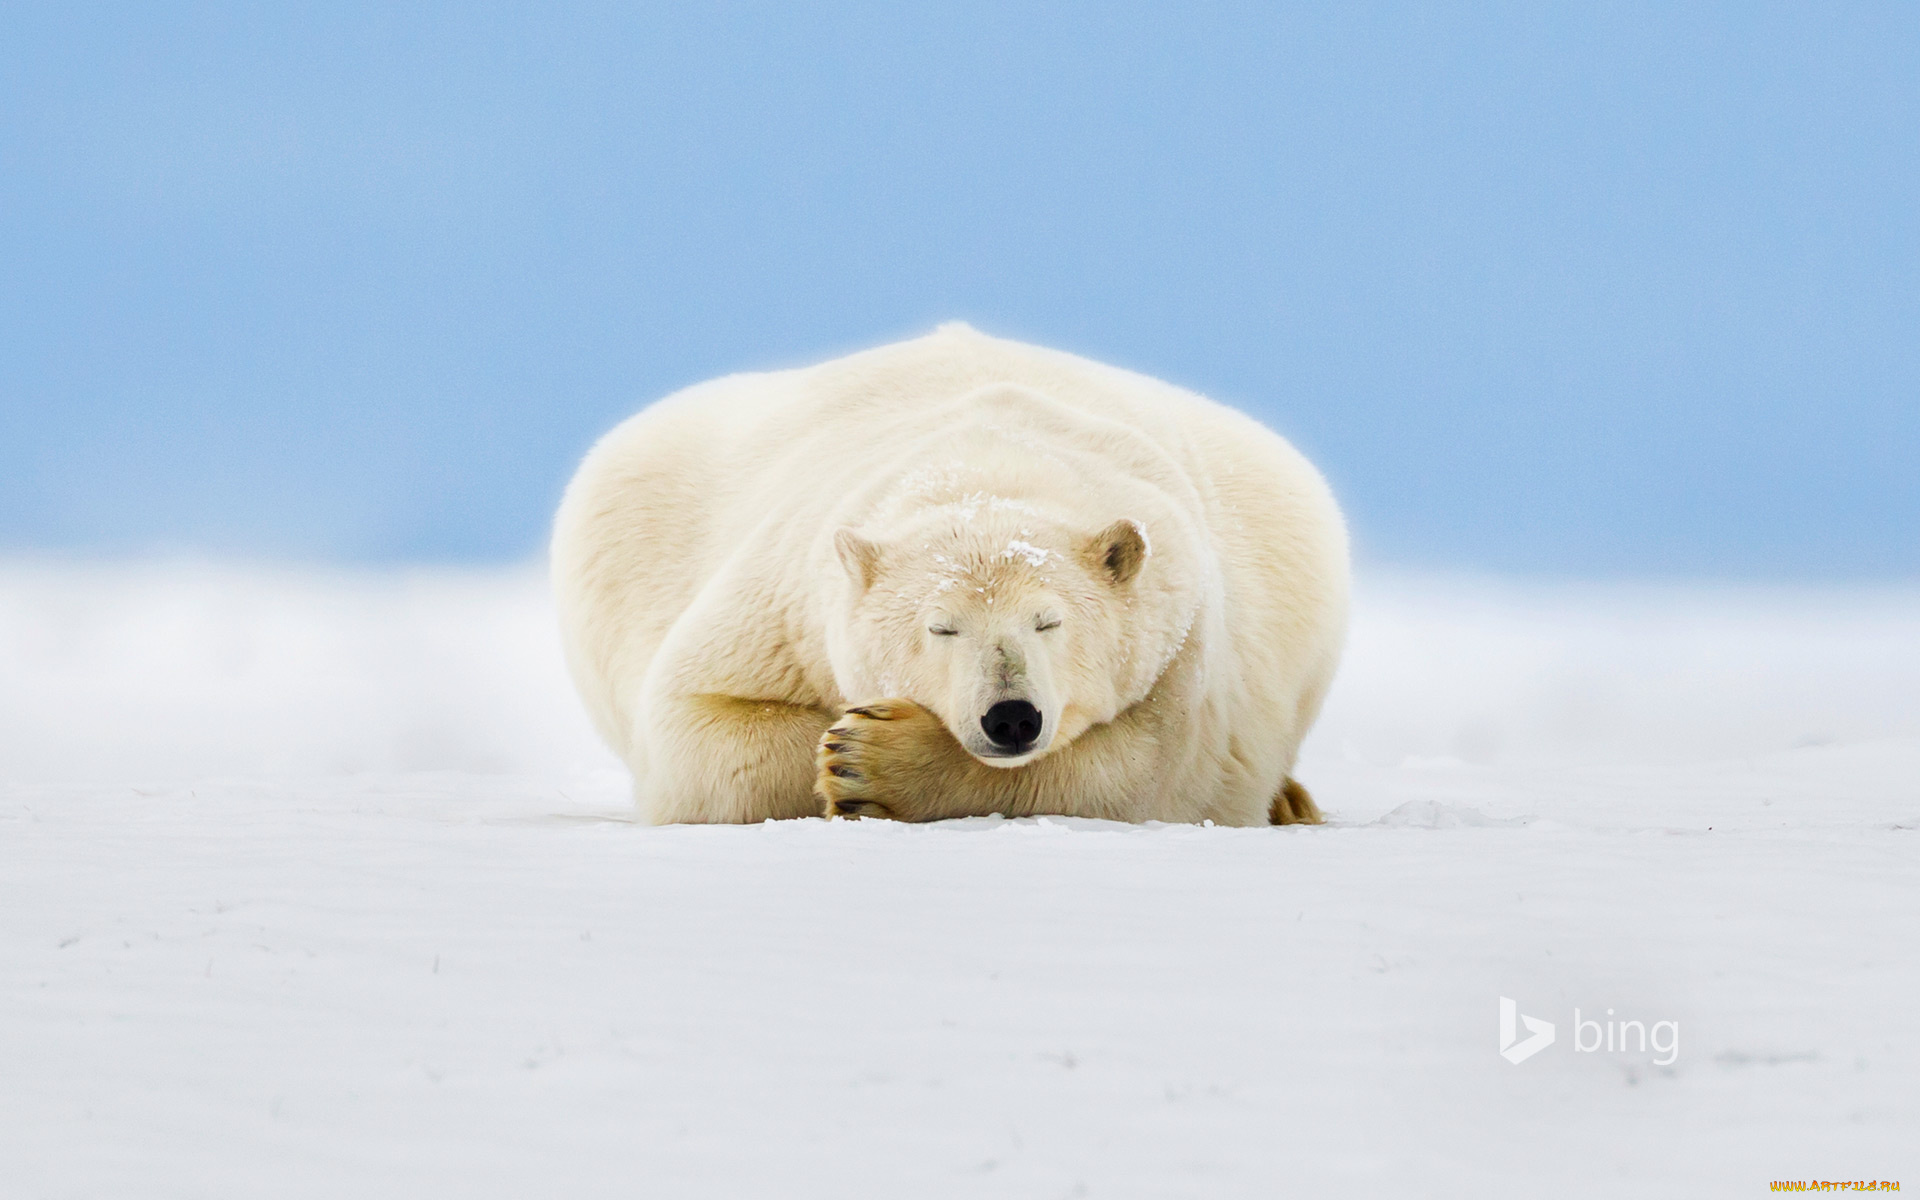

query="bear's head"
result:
[825,499,1189,767]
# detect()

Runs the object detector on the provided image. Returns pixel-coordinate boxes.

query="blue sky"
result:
[2,3,1914,576]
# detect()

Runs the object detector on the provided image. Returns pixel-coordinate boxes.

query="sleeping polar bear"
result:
[551,324,1348,826]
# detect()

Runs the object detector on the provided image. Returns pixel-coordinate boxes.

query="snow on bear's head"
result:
[825,497,1168,768]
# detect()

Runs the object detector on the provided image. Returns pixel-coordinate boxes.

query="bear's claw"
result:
[828,798,893,818]
[816,698,947,820]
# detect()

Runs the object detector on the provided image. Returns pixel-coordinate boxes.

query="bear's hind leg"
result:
[1269,777,1324,825]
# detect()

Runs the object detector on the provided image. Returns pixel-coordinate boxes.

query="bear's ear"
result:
[1085,518,1149,586]
[834,527,883,592]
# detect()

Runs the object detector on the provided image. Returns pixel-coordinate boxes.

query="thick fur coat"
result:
[551,324,1348,825]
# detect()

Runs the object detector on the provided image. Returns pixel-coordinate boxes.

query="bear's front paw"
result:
[815,699,952,820]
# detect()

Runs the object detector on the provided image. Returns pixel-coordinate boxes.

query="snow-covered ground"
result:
[2,561,1915,1197]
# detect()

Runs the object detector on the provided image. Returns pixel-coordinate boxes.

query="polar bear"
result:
[551,324,1348,826]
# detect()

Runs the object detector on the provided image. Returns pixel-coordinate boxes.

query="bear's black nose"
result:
[981,700,1043,752]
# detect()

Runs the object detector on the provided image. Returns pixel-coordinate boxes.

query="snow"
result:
[999,538,1055,568]
[2,561,1915,1196]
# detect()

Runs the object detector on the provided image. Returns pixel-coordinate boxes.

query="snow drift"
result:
[2,561,1914,1196]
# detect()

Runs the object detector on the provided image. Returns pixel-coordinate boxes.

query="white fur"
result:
[551,324,1349,825]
